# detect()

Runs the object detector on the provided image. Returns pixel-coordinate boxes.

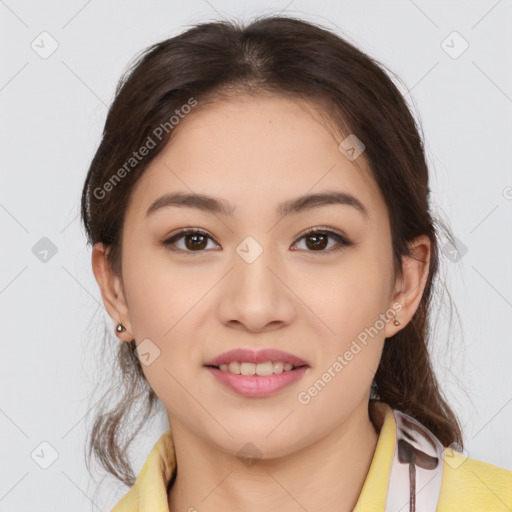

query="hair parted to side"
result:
[81,15,464,487]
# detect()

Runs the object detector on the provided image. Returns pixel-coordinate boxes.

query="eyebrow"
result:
[145,190,369,219]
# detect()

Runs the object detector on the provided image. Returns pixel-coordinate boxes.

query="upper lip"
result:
[204,349,309,367]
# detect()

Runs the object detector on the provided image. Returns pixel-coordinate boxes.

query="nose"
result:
[215,244,296,333]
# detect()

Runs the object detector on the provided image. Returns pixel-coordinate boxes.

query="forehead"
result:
[126,95,388,225]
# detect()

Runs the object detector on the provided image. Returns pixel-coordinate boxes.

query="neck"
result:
[167,399,380,512]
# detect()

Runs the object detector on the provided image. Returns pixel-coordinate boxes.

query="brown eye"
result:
[305,232,329,250]
[183,233,208,250]
[293,228,352,254]
[163,228,218,254]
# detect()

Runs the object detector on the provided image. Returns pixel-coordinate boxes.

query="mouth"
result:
[204,361,308,376]
[203,348,310,397]
[204,364,309,397]
[203,348,310,369]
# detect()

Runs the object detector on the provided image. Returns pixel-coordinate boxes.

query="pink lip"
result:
[203,348,309,367]
[205,366,309,397]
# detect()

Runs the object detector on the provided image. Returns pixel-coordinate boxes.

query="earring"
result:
[116,323,126,333]
[393,313,401,326]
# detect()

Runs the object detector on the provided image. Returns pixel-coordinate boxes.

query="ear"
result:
[384,235,431,338]
[91,242,133,342]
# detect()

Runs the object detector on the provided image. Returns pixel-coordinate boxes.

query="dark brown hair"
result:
[81,14,464,487]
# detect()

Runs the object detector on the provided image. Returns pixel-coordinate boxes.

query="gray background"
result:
[1,0,511,510]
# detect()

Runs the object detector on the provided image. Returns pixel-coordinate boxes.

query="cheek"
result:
[121,248,214,396]
[298,249,391,402]
[296,261,389,411]
[122,244,209,339]
[305,252,391,341]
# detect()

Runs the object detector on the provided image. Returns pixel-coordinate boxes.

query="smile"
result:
[205,365,309,397]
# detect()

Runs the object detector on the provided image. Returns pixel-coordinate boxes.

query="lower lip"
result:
[205,366,309,397]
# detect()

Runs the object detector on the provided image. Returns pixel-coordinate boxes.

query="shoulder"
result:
[438,447,512,511]
[109,430,176,511]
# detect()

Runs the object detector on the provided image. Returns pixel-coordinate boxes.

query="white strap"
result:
[384,409,445,512]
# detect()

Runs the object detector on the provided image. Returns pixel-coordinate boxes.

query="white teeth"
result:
[228,361,240,374]
[217,361,297,375]
[240,362,255,375]
[273,362,284,374]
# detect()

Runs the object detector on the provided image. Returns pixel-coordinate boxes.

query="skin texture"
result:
[92,94,431,512]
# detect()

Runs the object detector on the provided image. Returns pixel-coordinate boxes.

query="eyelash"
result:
[161,227,353,256]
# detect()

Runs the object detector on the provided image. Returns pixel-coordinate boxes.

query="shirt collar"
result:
[123,400,396,511]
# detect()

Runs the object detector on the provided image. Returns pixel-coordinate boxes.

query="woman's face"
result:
[99,94,419,457]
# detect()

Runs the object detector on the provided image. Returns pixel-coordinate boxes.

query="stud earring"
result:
[393,313,401,326]
[116,323,126,333]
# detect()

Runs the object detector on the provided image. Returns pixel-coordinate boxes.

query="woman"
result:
[81,15,512,512]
